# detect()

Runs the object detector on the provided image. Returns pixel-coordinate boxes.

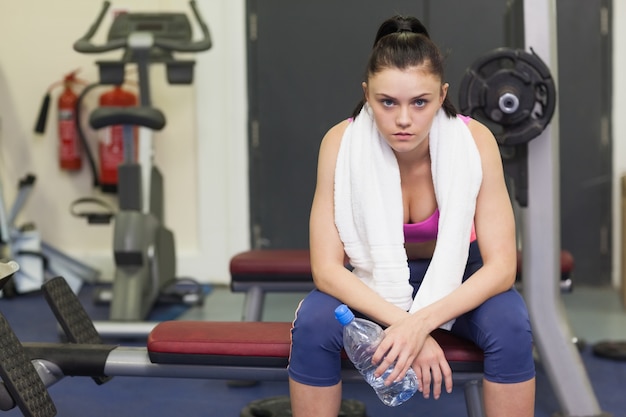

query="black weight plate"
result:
[592,340,626,361]
[240,395,367,417]
[458,47,556,146]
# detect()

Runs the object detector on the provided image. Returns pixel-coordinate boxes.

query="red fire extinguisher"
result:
[34,72,139,192]
[97,85,138,192]
[57,71,82,171]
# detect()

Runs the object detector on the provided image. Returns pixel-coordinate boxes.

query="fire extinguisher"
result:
[97,85,138,192]
[34,73,139,193]
[57,71,83,171]
[34,70,87,171]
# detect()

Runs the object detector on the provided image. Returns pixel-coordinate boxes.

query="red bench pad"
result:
[149,321,292,358]
[230,250,312,280]
[147,321,484,370]
[230,249,574,283]
[516,249,574,276]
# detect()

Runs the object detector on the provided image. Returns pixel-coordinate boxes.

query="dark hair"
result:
[351,16,457,119]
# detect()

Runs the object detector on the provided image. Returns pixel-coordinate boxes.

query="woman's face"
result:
[364,65,447,155]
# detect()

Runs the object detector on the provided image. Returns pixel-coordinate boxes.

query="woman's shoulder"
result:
[320,118,351,152]
[464,117,499,153]
[315,118,352,185]
[325,118,351,140]
[462,117,506,176]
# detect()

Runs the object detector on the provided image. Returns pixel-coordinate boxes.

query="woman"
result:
[288,15,535,417]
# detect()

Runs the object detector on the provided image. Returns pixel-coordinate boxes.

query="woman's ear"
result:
[362,82,369,102]
[440,83,449,105]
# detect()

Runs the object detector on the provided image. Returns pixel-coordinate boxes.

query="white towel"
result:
[334,104,482,330]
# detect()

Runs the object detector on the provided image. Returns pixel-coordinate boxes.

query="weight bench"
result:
[148,322,486,415]
[0,275,486,417]
[230,248,574,322]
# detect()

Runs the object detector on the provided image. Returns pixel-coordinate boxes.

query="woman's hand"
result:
[411,335,452,399]
[370,315,452,400]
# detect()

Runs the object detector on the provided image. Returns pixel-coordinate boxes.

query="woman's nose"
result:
[396,106,411,127]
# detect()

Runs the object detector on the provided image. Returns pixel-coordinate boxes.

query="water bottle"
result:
[334,304,418,407]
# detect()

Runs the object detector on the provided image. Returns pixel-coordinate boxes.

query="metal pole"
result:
[522,1,606,415]
[0,179,10,247]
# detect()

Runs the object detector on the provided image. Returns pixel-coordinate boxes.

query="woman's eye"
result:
[414,99,427,107]
[382,99,395,107]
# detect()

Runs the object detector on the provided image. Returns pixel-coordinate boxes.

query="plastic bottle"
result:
[334,304,418,407]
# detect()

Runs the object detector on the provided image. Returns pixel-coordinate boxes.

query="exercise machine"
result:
[72,1,212,321]
[0,173,99,297]
[458,0,609,415]
[519,1,607,415]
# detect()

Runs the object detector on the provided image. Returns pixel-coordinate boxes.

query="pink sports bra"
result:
[403,114,475,243]
[403,210,440,243]
[403,209,477,243]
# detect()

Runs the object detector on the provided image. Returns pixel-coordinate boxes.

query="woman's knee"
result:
[471,290,535,383]
[487,312,533,358]
[292,290,344,349]
[471,289,532,344]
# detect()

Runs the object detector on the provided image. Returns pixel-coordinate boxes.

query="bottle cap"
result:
[334,304,354,326]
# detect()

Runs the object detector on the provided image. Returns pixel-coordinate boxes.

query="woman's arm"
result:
[309,121,408,325]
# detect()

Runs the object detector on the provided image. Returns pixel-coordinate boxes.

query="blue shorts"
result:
[288,241,535,386]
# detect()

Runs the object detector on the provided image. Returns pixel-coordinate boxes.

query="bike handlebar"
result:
[73,0,212,55]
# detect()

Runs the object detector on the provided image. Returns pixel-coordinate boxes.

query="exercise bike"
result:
[72,1,212,321]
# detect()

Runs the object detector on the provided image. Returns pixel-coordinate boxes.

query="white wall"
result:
[0,0,249,285]
[612,0,625,286]
[0,0,624,287]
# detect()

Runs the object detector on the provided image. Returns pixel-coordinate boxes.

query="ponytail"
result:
[442,97,457,118]
[352,15,457,119]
